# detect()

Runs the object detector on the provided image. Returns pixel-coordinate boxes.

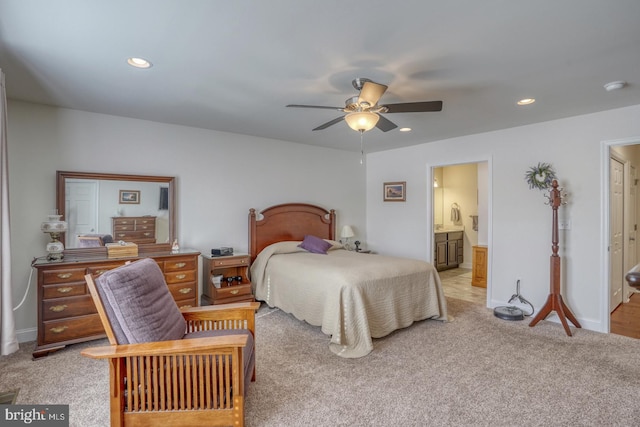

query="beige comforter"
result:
[250,241,448,358]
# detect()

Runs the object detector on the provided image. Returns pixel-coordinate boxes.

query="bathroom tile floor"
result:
[438,268,487,305]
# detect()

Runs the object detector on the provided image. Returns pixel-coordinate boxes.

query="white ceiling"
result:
[1,1,640,153]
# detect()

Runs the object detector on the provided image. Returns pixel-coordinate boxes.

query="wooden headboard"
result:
[248,203,336,262]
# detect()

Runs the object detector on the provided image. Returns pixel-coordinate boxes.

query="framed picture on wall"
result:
[383,182,406,202]
[119,190,140,204]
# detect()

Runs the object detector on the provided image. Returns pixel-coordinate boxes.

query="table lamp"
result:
[341,225,355,251]
[41,213,68,260]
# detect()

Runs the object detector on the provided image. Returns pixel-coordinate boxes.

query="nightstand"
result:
[201,253,255,305]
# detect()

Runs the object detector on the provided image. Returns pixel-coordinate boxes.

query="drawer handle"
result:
[180,305,193,309]
[143,232,152,236]
[174,262,186,268]
[117,233,126,238]
[56,273,72,279]
[120,221,130,224]
[50,326,68,334]
[141,220,149,224]
[50,305,68,313]
[230,289,239,295]
[94,269,108,276]
[179,288,192,294]
[57,287,73,294]
[175,274,186,280]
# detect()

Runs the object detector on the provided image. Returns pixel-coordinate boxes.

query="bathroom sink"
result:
[434,226,464,233]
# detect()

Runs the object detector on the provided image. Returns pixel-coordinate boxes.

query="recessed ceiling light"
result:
[399,127,411,132]
[127,57,152,69]
[517,98,535,106]
[604,81,626,91]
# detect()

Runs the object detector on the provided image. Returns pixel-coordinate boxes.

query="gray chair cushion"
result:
[95,258,187,344]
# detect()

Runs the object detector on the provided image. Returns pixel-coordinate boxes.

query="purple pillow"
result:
[298,235,332,254]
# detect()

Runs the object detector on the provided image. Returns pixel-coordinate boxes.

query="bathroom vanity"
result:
[434,229,463,271]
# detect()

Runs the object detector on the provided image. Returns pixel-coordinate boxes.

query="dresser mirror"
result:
[56,171,176,254]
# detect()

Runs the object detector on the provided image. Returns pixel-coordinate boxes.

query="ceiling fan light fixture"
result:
[345,112,379,132]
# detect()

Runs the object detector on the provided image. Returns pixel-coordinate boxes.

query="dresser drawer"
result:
[42,295,97,321]
[87,262,127,277]
[136,223,155,231]
[113,218,134,226]
[164,257,197,272]
[214,283,252,299]
[42,268,86,285]
[42,314,104,344]
[167,282,197,301]
[114,224,134,232]
[135,218,155,227]
[165,270,196,284]
[176,298,197,310]
[43,282,87,299]
[212,256,249,268]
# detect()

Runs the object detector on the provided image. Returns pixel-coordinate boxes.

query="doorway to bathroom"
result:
[606,141,640,339]
[432,161,489,306]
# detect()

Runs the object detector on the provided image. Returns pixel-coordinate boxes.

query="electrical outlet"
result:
[558,219,571,230]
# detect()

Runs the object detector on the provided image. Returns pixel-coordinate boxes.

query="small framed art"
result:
[383,181,406,202]
[119,190,140,204]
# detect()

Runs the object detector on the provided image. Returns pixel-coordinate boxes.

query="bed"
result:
[248,203,448,358]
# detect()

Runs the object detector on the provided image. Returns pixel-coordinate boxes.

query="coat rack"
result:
[529,179,581,336]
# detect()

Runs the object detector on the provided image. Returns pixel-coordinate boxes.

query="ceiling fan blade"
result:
[376,115,398,132]
[312,116,345,131]
[287,104,344,111]
[358,81,388,107]
[383,101,443,113]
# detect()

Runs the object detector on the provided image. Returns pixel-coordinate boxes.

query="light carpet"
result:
[1,298,639,426]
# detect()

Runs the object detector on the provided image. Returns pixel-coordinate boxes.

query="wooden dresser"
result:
[32,249,200,358]
[111,216,157,244]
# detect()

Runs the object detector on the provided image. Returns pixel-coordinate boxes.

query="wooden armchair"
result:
[81,258,259,427]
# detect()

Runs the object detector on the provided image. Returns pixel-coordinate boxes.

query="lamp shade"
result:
[341,225,355,239]
[41,214,68,234]
[345,112,379,132]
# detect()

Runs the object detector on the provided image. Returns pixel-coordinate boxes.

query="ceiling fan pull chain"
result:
[360,130,364,165]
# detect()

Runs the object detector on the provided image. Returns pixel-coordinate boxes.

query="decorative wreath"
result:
[525,162,556,190]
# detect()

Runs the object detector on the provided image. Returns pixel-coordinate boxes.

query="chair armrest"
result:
[80,334,248,359]
[181,301,259,323]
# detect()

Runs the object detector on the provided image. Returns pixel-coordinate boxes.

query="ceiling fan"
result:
[286,78,443,133]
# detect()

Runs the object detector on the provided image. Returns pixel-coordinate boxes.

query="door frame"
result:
[601,136,640,332]
[609,153,625,313]
[427,157,493,307]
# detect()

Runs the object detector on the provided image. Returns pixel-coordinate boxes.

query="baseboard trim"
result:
[16,327,36,343]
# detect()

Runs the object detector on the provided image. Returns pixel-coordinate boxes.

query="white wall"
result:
[7,100,366,341]
[366,104,640,333]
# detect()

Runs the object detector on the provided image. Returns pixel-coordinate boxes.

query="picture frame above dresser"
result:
[56,171,176,254]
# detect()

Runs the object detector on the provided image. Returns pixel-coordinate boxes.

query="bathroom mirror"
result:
[56,171,175,255]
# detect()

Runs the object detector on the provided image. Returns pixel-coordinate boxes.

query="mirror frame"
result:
[57,171,176,256]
